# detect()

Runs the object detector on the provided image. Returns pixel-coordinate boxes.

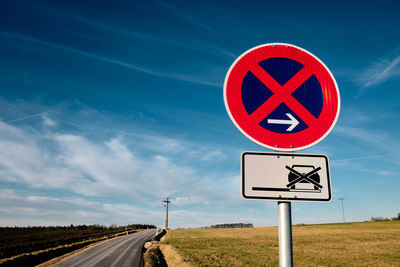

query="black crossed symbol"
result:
[285,166,322,189]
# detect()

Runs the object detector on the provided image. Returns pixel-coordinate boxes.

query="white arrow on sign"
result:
[267,113,299,131]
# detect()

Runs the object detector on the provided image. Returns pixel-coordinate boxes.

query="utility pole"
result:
[339,198,345,223]
[163,197,171,230]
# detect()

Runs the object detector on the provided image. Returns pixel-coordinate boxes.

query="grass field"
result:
[161,221,400,266]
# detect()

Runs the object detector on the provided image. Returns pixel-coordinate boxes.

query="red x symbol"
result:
[224,43,340,151]
[248,64,318,127]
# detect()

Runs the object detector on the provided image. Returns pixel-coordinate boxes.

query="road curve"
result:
[54,229,156,267]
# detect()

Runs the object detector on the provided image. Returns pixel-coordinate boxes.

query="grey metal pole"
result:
[163,197,171,230]
[164,198,170,230]
[278,201,293,267]
[166,198,169,229]
[339,198,345,223]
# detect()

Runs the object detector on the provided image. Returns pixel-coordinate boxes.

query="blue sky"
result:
[0,0,399,228]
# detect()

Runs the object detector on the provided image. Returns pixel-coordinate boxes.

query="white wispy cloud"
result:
[0,100,238,208]
[3,111,50,124]
[0,189,161,226]
[332,124,400,175]
[60,15,236,60]
[0,189,262,228]
[331,157,396,177]
[13,0,235,61]
[332,153,400,163]
[339,106,397,126]
[41,113,57,127]
[357,46,400,95]
[153,0,215,32]
[0,32,221,87]
[334,125,400,153]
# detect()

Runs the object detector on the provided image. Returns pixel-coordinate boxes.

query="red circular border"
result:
[224,43,340,151]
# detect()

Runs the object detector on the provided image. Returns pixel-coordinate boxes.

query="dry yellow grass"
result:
[161,221,400,267]
[159,244,192,267]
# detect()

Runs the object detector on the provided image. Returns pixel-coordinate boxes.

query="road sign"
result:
[224,43,340,151]
[242,151,331,202]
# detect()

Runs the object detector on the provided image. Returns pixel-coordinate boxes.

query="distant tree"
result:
[209,223,253,229]
[397,213,400,220]
[126,224,156,229]
[371,216,385,222]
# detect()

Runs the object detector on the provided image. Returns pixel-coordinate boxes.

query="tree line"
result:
[206,223,254,229]
[1,223,156,231]
[371,213,400,222]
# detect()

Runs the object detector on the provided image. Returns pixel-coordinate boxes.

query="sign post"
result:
[278,201,293,267]
[241,151,331,267]
[224,43,340,267]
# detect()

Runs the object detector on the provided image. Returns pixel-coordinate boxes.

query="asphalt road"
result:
[54,229,156,267]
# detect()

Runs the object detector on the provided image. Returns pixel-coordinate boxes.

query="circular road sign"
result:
[224,43,340,151]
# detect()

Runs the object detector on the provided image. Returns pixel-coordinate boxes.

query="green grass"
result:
[161,221,400,267]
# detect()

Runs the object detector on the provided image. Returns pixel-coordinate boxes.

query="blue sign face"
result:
[241,57,323,134]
